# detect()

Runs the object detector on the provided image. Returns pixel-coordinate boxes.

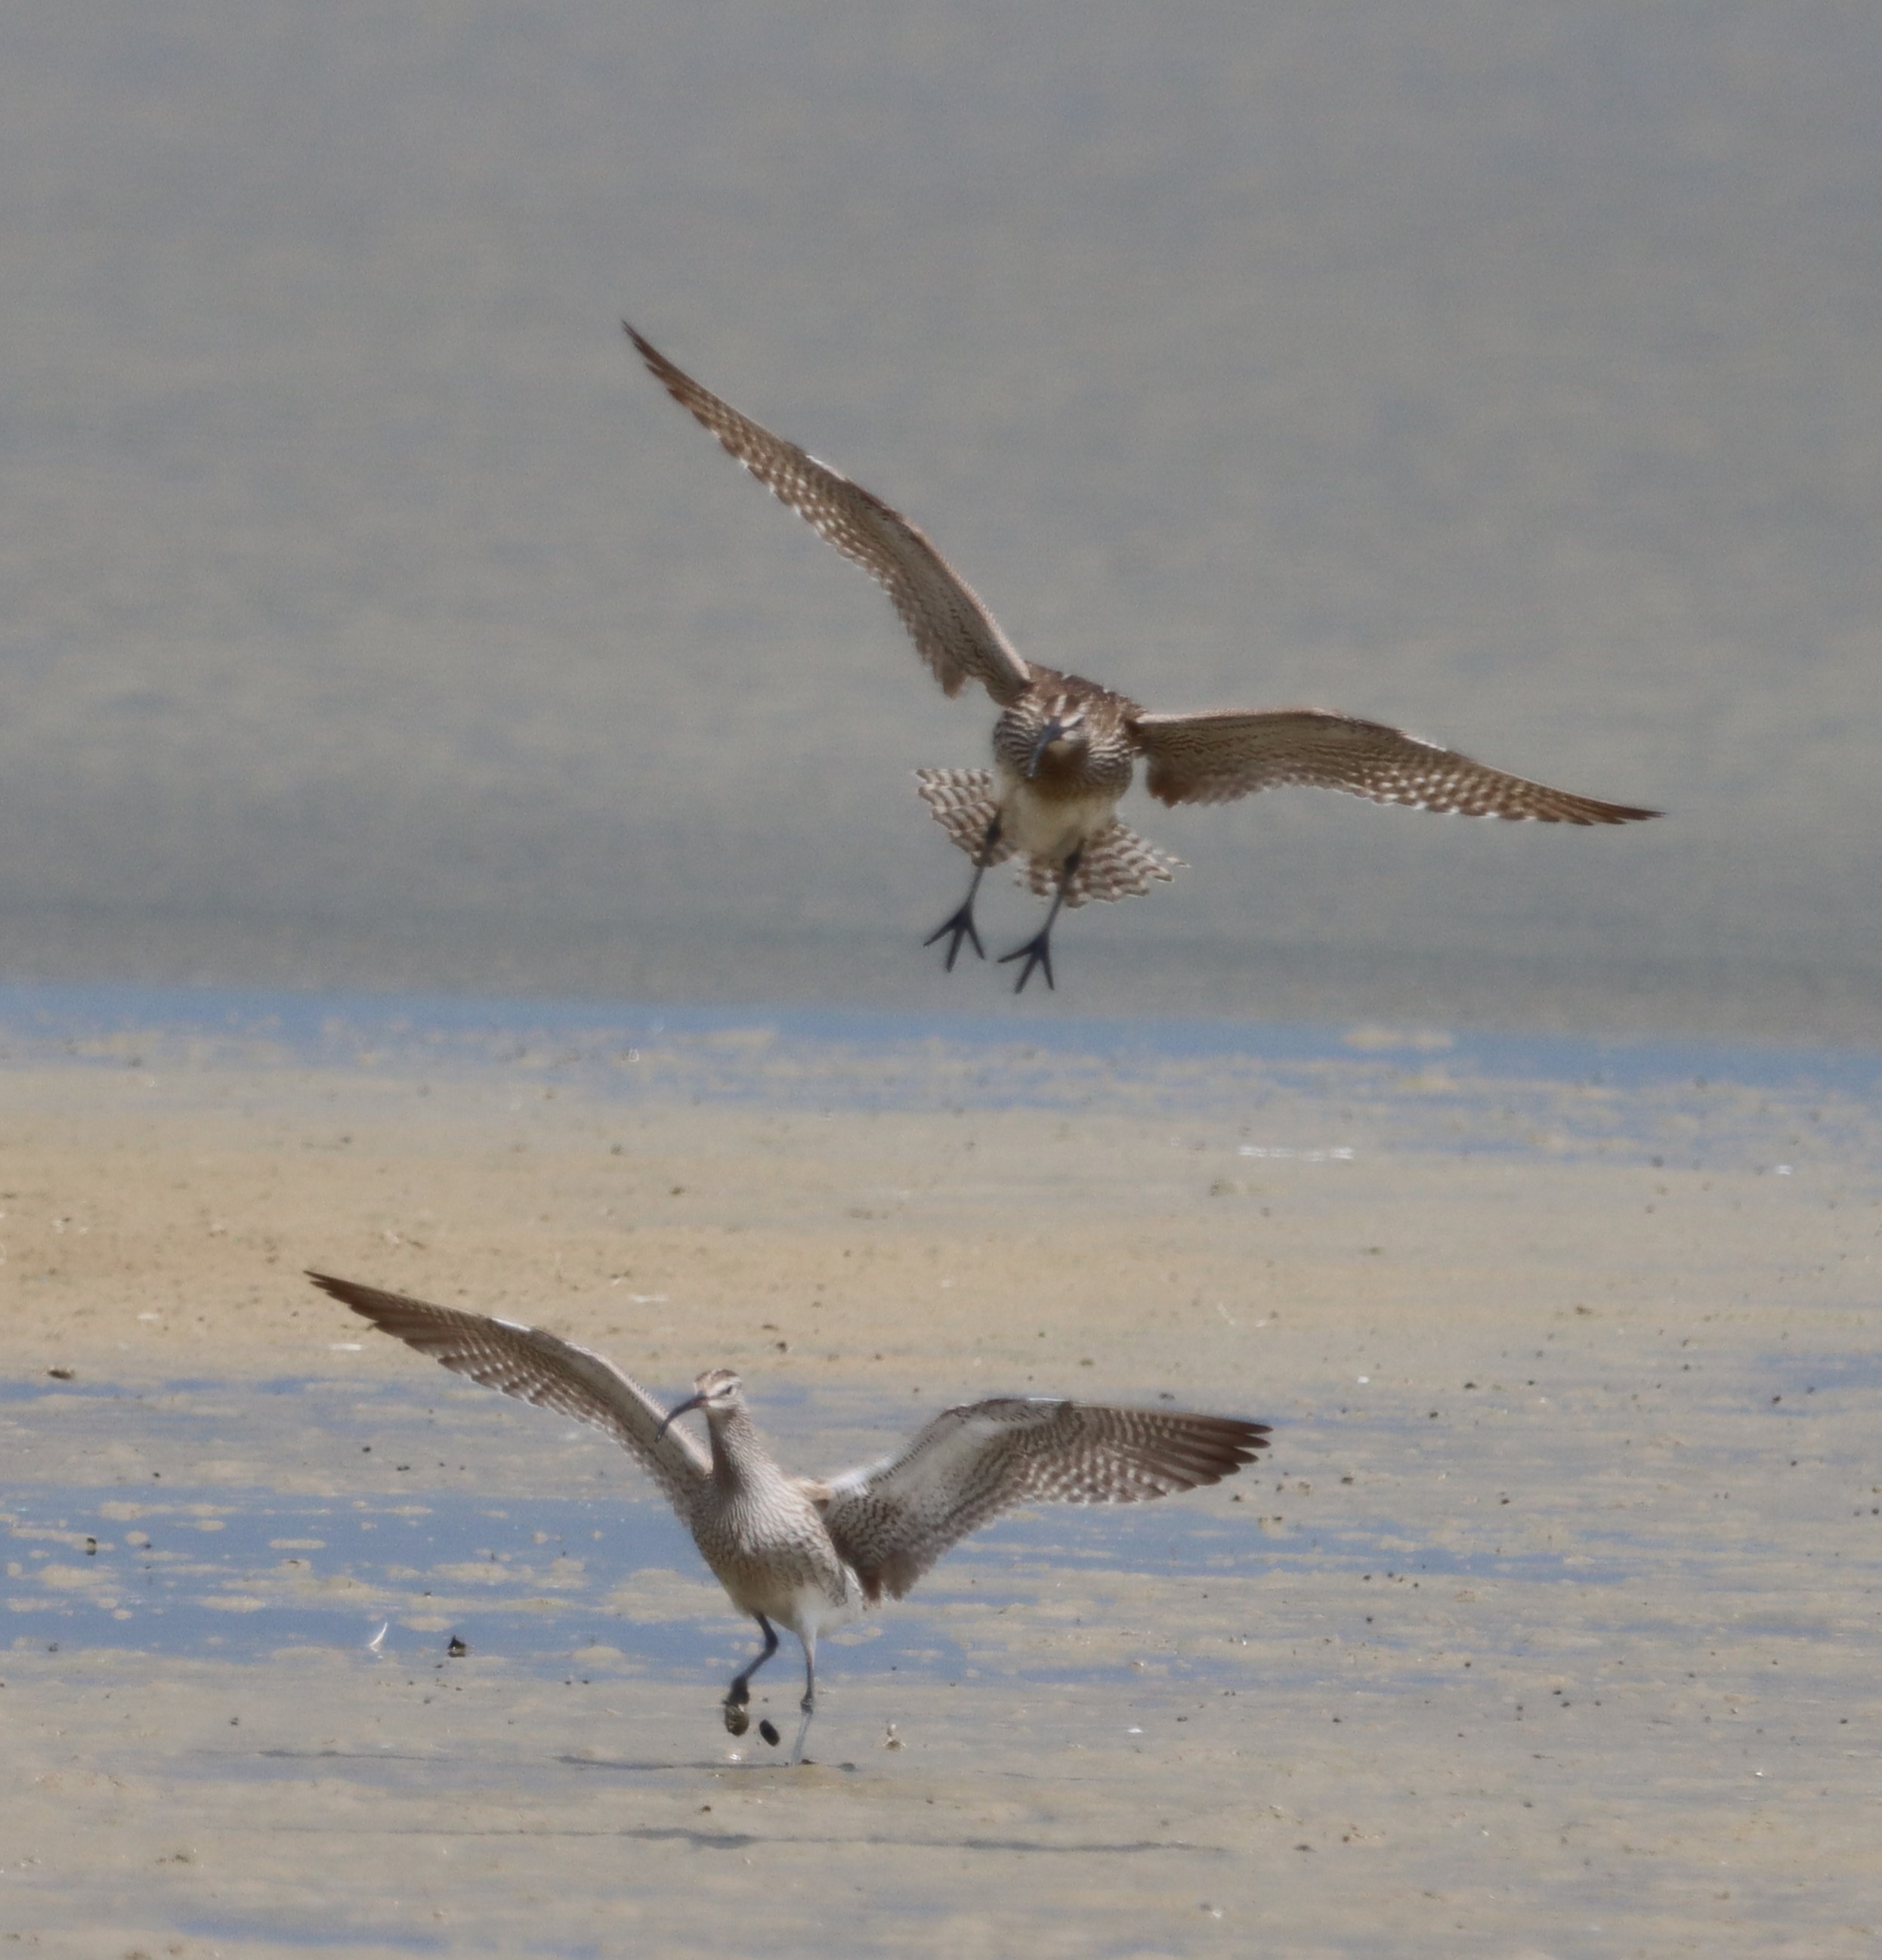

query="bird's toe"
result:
[922,904,985,967]
[997,933,1054,992]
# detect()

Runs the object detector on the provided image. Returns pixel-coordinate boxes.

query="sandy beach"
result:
[4,1016,1877,1956]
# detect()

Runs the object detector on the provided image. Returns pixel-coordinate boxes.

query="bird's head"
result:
[656,1367,745,1437]
[1025,706,1089,778]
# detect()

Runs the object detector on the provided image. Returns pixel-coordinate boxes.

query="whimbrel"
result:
[311,1272,1270,1763]
[627,326,1659,991]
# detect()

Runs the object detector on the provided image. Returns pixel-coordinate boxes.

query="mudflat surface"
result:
[2,1023,1877,1955]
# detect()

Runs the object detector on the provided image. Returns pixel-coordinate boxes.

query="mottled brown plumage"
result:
[311,1272,1269,1762]
[629,326,1658,990]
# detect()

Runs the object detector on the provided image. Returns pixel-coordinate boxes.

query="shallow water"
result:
[5,979,1880,1175]
[2,1374,1642,1675]
[6,1345,1870,1680]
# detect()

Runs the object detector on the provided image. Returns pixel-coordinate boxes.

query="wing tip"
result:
[1531,799,1663,827]
[1208,1417,1273,1477]
[623,320,675,380]
[306,1269,404,1331]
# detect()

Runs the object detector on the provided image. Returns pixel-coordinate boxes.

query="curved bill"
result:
[655,1390,709,1440]
[1025,718,1066,778]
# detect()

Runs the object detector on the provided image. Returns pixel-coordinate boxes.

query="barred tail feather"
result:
[914,768,1018,865]
[1021,820,1183,908]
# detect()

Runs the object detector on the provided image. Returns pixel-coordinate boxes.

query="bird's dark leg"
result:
[922,814,1002,970]
[787,1634,817,1767]
[997,846,1080,994]
[723,1613,780,1736]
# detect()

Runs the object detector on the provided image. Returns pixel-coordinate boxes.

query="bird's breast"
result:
[693,1485,861,1628]
[996,768,1127,866]
[710,1542,864,1634]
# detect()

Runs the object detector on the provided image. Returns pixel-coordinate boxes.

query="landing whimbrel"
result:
[311,1272,1269,1764]
[627,326,1658,991]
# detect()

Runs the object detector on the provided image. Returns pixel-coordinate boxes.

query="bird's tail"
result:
[914,768,1182,907]
[913,768,1020,865]
[1023,818,1183,908]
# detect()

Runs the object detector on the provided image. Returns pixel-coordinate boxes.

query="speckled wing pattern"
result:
[1133,709,1661,824]
[815,1399,1270,1602]
[627,327,1034,708]
[307,1275,711,1513]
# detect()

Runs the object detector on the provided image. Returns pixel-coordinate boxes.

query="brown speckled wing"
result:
[628,326,1034,707]
[816,1399,1269,1601]
[1133,709,1660,823]
[307,1273,710,1515]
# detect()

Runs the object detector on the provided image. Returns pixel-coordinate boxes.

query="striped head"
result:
[657,1367,746,1436]
[997,681,1136,796]
[1023,697,1092,778]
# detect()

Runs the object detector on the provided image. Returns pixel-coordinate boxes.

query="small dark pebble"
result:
[447,1636,468,1657]
[47,1368,74,1380]
[759,1719,781,1747]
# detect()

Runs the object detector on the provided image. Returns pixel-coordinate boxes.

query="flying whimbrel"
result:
[311,1272,1269,1764]
[627,326,1659,991]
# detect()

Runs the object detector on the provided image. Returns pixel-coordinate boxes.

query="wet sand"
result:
[3,1034,1879,1956]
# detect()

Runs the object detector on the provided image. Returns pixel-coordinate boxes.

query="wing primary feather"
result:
[816,1398,1269,1601]
[307,1272,709,1513]
[624,323,1031,706]
[1133,708,1658,823]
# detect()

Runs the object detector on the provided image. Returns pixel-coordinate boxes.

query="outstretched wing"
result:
[1133,708,1660,823]
[308,1273,710,1514]
[627,325,1033,707]
[814,1398,1269,1601]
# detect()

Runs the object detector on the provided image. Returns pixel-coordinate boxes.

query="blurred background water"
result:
[6,3,1880,1043]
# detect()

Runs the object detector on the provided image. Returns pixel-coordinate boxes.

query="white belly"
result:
[997,772,1120,866]
[719,1563,865,1642]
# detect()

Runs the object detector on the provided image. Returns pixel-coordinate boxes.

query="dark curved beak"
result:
[656,1391,707,1439]
[1024,718,1065,779]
